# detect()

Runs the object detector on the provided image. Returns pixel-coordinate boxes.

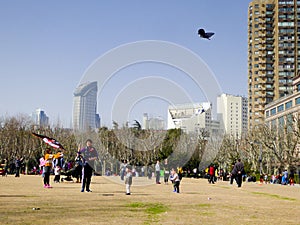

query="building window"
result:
[286,114,293,132]
[271,108,276,115]
[271,120,276,130]
[285,101,292,109]
[277,104,284,112]
[278,116,284,128]
[296,97,300,105]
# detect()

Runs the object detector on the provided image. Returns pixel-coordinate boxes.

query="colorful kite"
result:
[32,132,65,150]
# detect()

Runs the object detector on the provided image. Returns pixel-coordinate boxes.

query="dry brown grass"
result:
[0,175,299,225]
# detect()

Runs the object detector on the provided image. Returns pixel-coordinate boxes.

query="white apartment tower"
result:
[217,94,248,138]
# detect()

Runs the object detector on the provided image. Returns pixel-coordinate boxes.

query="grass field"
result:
[0,175,299,225]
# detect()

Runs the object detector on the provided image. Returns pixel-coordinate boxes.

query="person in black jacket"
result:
[80,139,98,192]
[15,156,23,177]
[232,159,244,188]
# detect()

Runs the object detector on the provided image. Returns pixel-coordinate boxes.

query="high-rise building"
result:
[73,81,99,131]
[265,73,300,131]
[167,102,212,134]
[31,108,49,127]
[142,113,165,130]
[248,0,300,129]
[217,94,248,139]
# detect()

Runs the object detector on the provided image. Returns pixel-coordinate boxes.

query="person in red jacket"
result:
[208,164,215,184]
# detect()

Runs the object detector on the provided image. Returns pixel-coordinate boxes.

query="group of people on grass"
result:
[120,159,183,194]
[40,139,98,192]
[259,170,296,185]
[206,159,245,188]
[39,138,183,195]
[13,135,298,195]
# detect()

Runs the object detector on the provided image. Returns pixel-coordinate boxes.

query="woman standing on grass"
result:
[43,148,54,188]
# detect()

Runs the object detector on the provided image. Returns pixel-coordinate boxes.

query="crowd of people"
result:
[118,159,183,194]
[258,169,296,186]
[1,143,299,195]
[37,139,98,191]
[0,157,26,177]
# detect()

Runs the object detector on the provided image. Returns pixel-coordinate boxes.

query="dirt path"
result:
[0,175,299,225]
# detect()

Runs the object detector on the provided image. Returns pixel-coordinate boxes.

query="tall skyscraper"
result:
[31,108,49,127]
[217,94,248,139]
[248,0,300,129]
[73,81,99,131]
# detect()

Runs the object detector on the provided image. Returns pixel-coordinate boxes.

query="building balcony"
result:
[266,80,274,84]
[259,33,266,37]
[265,86,274,91]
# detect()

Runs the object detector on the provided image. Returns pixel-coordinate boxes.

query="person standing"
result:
[39,156,46,177]
[125,165,133,195]
[147,166,153,179]
[15,156,23,177]
[53,165,61,183]
[164,167,170,184]
[155,160,161,184]
[44,148,54,188]
[141,166,145,177]
[208,164,215,184]
[177,166,183,181]
[282,169,289,185]
[170,168,180,193]
[53,150,64,169]
[4,158,9,177]
[229,163,236,185]
[120,160,127,181]
[74,152,83,183]
[80,139,98,192]
[232,159,244,188]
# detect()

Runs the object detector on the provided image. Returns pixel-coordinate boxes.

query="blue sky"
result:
[0,1,251,128]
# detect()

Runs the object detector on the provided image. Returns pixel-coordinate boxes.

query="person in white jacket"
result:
[125,165,133,195]
[170,168,180,193]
